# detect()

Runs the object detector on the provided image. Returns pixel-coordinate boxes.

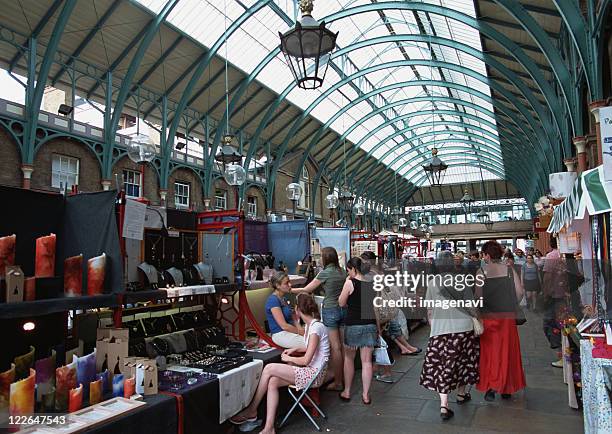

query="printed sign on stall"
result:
[599,106,612,182]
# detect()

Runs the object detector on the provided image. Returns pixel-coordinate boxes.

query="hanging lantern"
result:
[279,0,338,90]
[421,148,448,186]
[484,221,494,231]
[286,182,303,202]
[477,208,490,224]
[223,164,246,186]
[409,220,418,230]
[325,194,338,209]
[418,223,429,232]
[428,225,434,233]
[215,135,242,171]
[460,189,475,214]
[339,187,355,214]
[398,217,408,228]
[354,203,365,216]
[126,134,156,163]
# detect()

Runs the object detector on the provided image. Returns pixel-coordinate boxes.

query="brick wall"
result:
[0,128,22,188]
[167,167,203,211]
[31,137,102,193]
[112,156,159,203]
[0,133,330,221]
[212,178,237,210]
[245,185,265,220]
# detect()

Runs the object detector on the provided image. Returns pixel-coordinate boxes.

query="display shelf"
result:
[120,290,169,304]
[0,294,118,319]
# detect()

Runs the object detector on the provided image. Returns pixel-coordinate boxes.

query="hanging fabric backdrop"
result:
[312,228,351,267]
[267,220,309,274]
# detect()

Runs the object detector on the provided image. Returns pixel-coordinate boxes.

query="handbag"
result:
[373,337,393,366]
[471,317,484,336]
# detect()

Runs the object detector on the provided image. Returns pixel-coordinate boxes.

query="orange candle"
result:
[124,376,135,398]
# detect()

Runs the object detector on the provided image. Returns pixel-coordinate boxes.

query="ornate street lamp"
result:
[215,135,245,209]
[127,134,156,163]
[339,186,355,221]
[325,193,338,226]
[286,182,303,219]
[460,189,475,217]
[484,221,494,231]
[422,148,448,186]
[354,202,365,230]
[279,0,338,90]
[477,208,490,224]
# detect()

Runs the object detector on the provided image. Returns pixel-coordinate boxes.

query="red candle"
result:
[0,234,16,277]
[64,254,83,297]
[68,384,82,413]
[87,253,106,296]
[35,234,56,278]
[124,376,135,398]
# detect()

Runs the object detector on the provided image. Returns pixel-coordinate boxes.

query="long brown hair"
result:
[296,293,320,319]
[321,246,340,269]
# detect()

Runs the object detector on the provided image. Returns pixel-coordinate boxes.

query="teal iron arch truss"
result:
[0,0,604,213]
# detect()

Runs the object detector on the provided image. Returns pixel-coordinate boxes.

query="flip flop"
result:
[339,393,351,402]
[229,414,257,425]
[403,348,422,356]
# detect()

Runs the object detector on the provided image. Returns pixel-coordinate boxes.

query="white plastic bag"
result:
[374,336,392,366]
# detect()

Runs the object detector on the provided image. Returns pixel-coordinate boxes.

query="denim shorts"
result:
[322,306,346,329]
[387,319,402,340]
[344,323,378,348]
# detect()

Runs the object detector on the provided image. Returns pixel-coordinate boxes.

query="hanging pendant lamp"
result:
[279,0,338,90]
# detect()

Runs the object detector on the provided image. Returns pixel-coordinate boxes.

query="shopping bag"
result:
[374,337,392,366]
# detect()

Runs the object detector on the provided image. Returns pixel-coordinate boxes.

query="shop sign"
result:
[599,106,612,182]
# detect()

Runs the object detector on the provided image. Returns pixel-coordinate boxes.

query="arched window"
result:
[298,166,310,209]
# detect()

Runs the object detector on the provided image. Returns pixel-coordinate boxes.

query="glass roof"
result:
[135,0,502,186]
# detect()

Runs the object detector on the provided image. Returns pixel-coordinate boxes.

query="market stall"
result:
[547,164,612,425]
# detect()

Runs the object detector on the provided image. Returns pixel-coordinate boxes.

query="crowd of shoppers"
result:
[236,236,584,429]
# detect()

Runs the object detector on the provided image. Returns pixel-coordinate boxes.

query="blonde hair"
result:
[269,271,289,290]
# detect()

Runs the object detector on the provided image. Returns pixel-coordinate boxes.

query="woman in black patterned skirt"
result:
[419,251,480,421]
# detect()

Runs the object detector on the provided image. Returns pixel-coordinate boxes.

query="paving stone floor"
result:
[273,309,584,434]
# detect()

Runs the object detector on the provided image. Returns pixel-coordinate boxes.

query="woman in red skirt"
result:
[476,241,526,401]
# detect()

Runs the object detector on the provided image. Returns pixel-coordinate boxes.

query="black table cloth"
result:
[85,394,177,434]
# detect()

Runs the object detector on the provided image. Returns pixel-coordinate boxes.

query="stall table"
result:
[86,394,177,434]
[580,339,612,434]
[162,350,282,434]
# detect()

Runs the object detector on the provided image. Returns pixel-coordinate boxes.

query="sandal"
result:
[362,395,371,405]
[339,393,351,402]
[440,406,454,421]
[229,414,257,425]
[456,392,471,405]
[402,348,422,356]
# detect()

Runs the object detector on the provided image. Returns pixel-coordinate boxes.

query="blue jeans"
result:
[322,306,346,329]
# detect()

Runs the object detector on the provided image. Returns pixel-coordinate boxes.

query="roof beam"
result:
[50,0,122,86]
[130,35,184,92]
[8,0,64,71]
[480,0,560,17]
[478,16,559,38]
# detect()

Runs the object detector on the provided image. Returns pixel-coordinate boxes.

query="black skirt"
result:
[419,331,480,394]
[524,279,540,292]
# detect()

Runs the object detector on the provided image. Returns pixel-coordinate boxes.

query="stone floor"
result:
[274,310,584,434]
